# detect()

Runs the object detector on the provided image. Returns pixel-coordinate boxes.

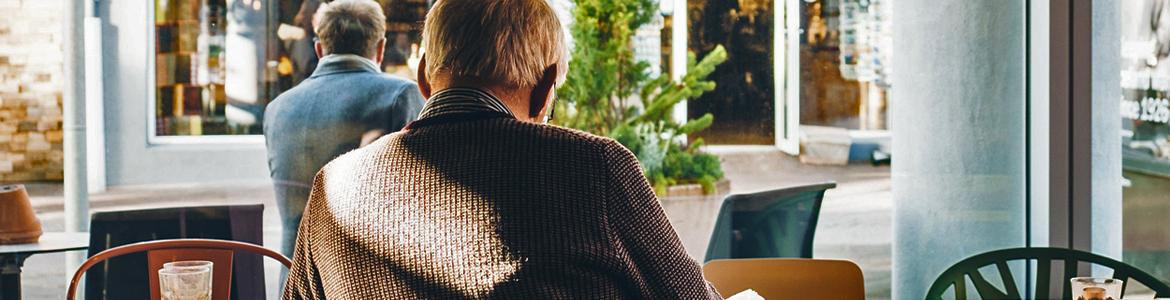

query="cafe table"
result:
[0,232,89,300]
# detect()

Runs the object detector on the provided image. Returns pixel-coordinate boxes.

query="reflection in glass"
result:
[1120,0,1170,284]
[687,0,776,145]
[154,0,234,136]
[800,0,890,130]
[153,0,432,137]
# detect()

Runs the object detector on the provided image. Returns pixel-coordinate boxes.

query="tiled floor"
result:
[17,148,894,299]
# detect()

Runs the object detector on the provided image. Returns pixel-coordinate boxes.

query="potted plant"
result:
[555,0,729,196]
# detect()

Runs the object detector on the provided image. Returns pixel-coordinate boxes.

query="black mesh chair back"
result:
[704,182,836,262]
[926,247,1170,300]
[85,204,265,300]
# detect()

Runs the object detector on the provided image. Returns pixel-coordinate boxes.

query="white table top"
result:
[0,232,89,255]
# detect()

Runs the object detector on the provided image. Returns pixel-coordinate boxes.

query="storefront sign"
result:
[1121,96,1170,124]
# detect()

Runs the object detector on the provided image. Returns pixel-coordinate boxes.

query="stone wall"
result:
[0,0,65,181]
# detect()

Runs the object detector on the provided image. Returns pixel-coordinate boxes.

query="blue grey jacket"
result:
[263,54,423,252]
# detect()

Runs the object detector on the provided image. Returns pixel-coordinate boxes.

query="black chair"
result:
[85,204,266,300]
[704,182,836,262]
[926,247,1170,300]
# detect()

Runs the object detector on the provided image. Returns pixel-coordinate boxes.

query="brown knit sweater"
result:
[282,112,722,299]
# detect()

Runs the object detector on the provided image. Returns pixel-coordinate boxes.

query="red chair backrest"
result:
[66,239,292,300]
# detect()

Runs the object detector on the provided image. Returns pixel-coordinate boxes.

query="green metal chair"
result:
[703,182,836,262]
[926,247,1170,300]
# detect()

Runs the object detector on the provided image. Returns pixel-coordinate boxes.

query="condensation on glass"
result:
[1119,0,1170,283]
[151,0,431,137]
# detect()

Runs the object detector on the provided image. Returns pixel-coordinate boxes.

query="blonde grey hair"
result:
[422,0,567,87]
[316,0,386,57]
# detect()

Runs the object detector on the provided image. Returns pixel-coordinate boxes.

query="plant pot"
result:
[0,184,42,245]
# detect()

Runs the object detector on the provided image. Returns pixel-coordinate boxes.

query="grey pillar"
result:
[63,0,89,233]
[1088,0,1121,261]
[891,1,1026,298]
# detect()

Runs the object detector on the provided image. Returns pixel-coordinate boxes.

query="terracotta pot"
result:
[0,184,42,245]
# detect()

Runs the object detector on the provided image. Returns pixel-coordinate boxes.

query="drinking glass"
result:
[1070,277,1122,300]
[159,261,213,300]
[164,260,214,274]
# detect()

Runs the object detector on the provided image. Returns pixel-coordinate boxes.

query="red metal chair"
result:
[66,239,292,300]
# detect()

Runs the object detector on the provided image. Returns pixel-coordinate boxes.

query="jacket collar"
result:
[417,87,516,120]
[406,88,517,130]
[309,54,380,78]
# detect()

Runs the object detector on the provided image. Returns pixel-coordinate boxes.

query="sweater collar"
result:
[417,87,516,120]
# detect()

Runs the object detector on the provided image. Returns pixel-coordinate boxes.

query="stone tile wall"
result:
[0,0,66,181]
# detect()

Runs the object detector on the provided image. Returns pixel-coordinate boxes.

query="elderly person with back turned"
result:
[264,0,423,259]
[282,0,722,299]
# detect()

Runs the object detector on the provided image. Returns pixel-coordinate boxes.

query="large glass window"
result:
[1120,0,1170,284]
[151,0,430,138]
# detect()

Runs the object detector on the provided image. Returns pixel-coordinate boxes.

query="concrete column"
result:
[64,0,90,292]
[891,0,1026,298]
[63,0,89,233]
[1089,0,1121,261]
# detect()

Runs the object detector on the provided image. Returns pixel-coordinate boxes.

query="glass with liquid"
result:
[159,260,213,300]
[1071,277,1122,300]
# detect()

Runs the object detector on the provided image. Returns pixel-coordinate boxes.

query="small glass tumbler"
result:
[1070,277,1122,300]
[164,260,214,274]
[159,261,213,300]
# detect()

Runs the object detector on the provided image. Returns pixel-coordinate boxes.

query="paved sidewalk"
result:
[18,148,892,299]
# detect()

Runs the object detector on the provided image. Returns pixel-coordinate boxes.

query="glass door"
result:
[776,0,801,154]
[686,0,777,145]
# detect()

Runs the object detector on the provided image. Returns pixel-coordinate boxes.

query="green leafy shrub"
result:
[555,0,728,194]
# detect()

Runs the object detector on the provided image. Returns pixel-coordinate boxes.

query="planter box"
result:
[662,178,732,199]
[658,179,731,260]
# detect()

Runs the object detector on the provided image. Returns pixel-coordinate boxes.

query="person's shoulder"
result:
[363,73,417,88]
[351,73,419,98]
[268,78,320,108]
[318,131,399,175]
[499,120,630,155]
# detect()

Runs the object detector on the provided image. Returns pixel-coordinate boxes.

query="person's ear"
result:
[417,54,431,99]
[314,41,324,59]
[374,37,387,66]
[528,64,558,122]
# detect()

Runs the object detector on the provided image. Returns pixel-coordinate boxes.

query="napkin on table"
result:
[727,289,765,300]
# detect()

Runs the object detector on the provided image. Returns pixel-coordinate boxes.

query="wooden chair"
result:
[926,247,1170,300]
[703,258,865,300]
[66,239,292,300]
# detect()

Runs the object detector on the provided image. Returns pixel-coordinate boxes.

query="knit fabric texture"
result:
[282,113,722,299]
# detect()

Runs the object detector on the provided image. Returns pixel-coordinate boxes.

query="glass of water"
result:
[159,261,213,300]
[1070,277,1122,300]
[164,260,214,274]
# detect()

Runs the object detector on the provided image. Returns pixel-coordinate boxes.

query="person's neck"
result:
[434,78,534,120]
